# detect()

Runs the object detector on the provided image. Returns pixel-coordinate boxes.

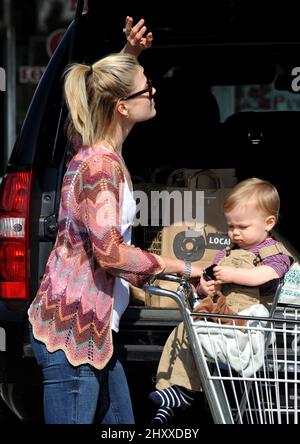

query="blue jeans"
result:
[29,327,135,424]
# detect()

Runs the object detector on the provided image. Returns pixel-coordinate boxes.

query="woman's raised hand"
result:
[122,16,153,57]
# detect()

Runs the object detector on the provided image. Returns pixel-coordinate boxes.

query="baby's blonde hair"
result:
[224,177,280,221]
[63,53,140,146]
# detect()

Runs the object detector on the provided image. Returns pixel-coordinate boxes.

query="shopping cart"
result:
[144,275,300,424]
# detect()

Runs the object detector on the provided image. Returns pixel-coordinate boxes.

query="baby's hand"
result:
[213,266,236,284]
[198,276,219,297]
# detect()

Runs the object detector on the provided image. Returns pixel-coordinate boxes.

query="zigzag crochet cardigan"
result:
[28,146,164,369]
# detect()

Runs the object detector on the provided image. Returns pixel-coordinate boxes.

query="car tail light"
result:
[0,171,32,299]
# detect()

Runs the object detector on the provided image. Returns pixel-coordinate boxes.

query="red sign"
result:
[46,29,66,58]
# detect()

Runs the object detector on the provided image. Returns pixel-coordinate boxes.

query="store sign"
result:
[19,66,46,84]
[0,66,5,91]
[19,27,66,84]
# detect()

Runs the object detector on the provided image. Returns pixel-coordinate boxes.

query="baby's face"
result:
[224,201,275,249]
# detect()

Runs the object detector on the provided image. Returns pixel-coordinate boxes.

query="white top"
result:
[111,177,136,332]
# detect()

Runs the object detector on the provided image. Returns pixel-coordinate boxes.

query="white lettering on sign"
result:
[208,237,231,246]
[207,233,231,250]
[19,66,46,84]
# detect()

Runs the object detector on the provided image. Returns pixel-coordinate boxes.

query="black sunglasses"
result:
[122,79,153,101]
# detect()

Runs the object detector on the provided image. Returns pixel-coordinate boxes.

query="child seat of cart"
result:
[192,263,300,378]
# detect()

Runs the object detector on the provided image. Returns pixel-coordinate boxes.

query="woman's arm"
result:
[76,153,202,286]
[120,16,153,58]
[159,255,202,278]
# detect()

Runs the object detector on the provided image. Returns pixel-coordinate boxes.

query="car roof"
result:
[87,0,300,44]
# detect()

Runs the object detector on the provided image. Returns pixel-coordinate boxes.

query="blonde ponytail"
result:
[63,53,139,146]
[64,64,93,145]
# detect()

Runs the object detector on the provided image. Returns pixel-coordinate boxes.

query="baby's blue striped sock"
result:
[149,385,195,409]
[151,406,174,426]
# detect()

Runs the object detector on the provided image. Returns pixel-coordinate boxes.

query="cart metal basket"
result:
[144,276,300,424]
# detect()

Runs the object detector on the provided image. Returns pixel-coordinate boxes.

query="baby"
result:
[149,177,293,425]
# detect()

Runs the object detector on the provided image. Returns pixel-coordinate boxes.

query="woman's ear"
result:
[117,101,129,118]
[265,215,276,232]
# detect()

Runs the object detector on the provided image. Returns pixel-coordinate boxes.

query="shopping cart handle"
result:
[143,284,185,309]
[153,274,182,283]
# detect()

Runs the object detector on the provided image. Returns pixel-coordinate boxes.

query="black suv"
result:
[1,0,300,424]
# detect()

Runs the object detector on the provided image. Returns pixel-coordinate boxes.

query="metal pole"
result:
[3,0,16,168]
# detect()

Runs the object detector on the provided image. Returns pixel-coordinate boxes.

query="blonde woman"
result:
[28,17,203,424]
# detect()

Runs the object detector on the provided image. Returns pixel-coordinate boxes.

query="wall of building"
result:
[0,0,79,176]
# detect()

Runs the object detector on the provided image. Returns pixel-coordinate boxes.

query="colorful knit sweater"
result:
[28,146,164,369]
